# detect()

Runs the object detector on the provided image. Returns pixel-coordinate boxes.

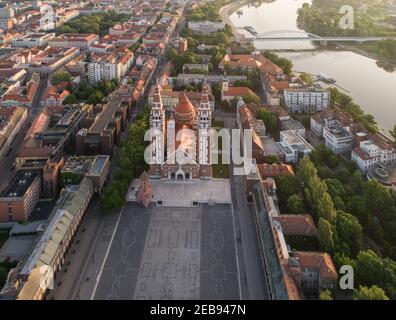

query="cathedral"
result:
[148,82,213,180]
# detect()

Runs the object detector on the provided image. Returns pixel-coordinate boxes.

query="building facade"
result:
[0,171,41,222]
[283,89,330,114]
[148,83,212,180]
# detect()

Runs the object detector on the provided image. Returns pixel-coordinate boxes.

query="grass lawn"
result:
[212,139,230,178]
[212,163,230,179]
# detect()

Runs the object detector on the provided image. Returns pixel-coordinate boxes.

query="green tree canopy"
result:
[353,286,389,300]
[287,195,305,214]
[318,217,334,252]
[334,211,363,257]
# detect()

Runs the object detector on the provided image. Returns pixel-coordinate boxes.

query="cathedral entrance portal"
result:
[176,169,185,181]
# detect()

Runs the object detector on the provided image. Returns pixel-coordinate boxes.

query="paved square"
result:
[94,203,240,300]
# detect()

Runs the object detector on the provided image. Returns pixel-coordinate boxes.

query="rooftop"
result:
[0,171,40,199]
[281,118,305,132]
[89,155,109,176]
[281,130,313,152]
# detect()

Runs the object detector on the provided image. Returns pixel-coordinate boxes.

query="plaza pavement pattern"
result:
[93,203,240,300]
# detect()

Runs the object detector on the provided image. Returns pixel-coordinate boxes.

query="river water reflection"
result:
[230,0,396,131]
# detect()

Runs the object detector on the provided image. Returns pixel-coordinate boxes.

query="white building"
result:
[48,34,99,50]
[352,140,396,172]
[188,21,225,33]
[280,118,306,138]
[87,48,134,84]
[283,89,330,114]
[323,120,353,154]
[11,33,55,48]
[277,130,313,163]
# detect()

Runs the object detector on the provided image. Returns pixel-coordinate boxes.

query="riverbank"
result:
[220,1,396,69]
[219,0,251,39]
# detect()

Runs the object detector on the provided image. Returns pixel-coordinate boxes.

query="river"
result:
[229,0,396,132]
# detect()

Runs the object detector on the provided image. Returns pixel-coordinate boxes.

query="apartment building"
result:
[280,118,306,138]
[87,48,134,84]
[323,120,353,154]
[283,88,330,114]
[278,130,313,163]
[188,21,225,33]
[0,107,28,162]
[0,171,41,222]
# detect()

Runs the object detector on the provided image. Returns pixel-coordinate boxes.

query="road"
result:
[215,111,271,300]
[0,75,47,193]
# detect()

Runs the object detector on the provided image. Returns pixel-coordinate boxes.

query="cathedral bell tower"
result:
[197,84,212,167]
[149,81,165,164]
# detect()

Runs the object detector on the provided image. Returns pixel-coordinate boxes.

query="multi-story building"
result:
[60,155,110,193]
[0,171,41,222]
[283,88,330,114]
[16,178,94,300]
[323,120,353,154]
[11,33,55,48]
[278,130,313,163]
[76,87,132,155]
[310,109,352,137]
[87,48,134,84]
[280,118,306,138]
[42,157,65,199]
[352,139,396,172]
[0,107,28,162]
[48,33,99,50]
[188,21,225,33]
[0,4,15,30]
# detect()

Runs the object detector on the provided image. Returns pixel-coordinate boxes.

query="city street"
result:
[217,112,271,300]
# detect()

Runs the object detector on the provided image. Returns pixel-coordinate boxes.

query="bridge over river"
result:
[237,29,396,43]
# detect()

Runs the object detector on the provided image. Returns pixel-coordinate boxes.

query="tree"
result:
[51,71,72,85]
[317,192,336,222]
[353,286,389,300]
[300,73,314,85]
[287,195,305,214]
[274,175,300,204]
[241,93,260,105]
[264,155,281,165]
[63,93,77,105]
[354,250,385,286]
[319,289,333,300]
[318,218,334,252]
[256,109,278,135]
[324,179,345,204]
[298,157,317,186]
[309,144,339,169]
[307,175,327,208]
[334,211,363,257]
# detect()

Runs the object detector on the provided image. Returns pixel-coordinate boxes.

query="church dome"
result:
[174,93,196,125]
